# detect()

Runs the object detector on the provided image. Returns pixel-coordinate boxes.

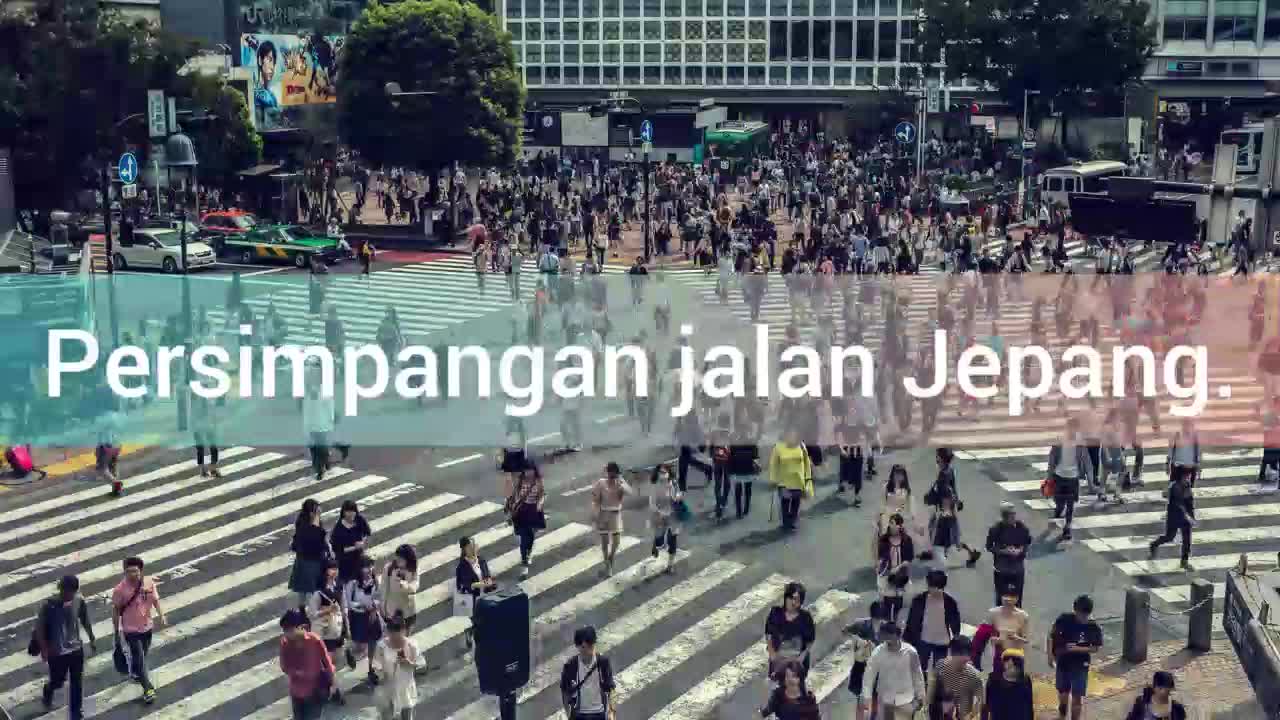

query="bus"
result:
[1040,161,1129,207]
[1221,123,1264,175]
[705,121,770,178]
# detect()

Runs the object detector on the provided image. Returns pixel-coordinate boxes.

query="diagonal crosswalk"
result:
[966,445,1276,634]
[0,447,876,720]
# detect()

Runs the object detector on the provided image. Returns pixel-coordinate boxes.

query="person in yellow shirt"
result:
[769,427,813,531]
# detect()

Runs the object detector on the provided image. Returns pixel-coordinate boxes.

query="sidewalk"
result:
[1028,640,1261,718]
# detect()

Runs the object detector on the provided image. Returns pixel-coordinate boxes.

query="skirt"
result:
[931,513,961,549]
[848,660,867,695]
[288,556,324,594]
[501,448,527,473]
[596,509,623,535]
[349,610,382,645]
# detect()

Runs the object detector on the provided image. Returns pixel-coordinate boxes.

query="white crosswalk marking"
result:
[975,440,1274,636]
[0,447,880,720]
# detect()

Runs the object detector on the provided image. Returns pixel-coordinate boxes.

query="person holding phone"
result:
[454,536,496,651]
[1048,595,1103,720]
[371,616,419,720]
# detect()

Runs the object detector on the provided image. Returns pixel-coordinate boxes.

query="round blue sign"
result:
[894,122,916,144]
[118,153,138,184]
[640,120,653,142]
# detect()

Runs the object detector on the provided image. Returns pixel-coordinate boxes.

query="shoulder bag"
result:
[564,659,602,720]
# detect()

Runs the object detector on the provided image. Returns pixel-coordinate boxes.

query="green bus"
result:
[705,121,770,178]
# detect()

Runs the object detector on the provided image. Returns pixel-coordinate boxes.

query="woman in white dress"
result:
[372,616,419,720]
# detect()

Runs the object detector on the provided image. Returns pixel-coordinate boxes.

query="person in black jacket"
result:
[903,570,962,671]
[560,626,615,720]
[455,536,495,651]
[980,648,1034,720]
[1147,467,1196,572]
[1125,671,1186,720]
[728,419,762,519]
[985,503,1032,607]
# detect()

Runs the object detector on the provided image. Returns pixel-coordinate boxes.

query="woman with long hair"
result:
[380,544,419,632]
[343,556,382,685]
[305,559,346,705]
[288,499,327,610]
[759,659,820,719]
[875,514,914,624]
[505,464,546,577]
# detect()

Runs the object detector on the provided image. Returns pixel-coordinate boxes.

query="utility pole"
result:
[1022,89,1041,220]
[643,145,651,262]
[178,207,190,432]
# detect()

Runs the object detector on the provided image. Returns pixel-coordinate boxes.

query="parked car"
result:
[218,224,342,267]
[112,227,216,273]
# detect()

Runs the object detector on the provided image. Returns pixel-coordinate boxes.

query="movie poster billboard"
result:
[241,33,344,130]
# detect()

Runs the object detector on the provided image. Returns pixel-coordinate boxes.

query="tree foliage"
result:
[188,77,264,190]
[918,0,1156,115]
[338,0,524,172]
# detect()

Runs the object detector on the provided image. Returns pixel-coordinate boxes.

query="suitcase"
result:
[5,445,33,475]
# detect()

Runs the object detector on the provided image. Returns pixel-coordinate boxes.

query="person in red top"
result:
[110,557,165,704]
[278,608,336,720]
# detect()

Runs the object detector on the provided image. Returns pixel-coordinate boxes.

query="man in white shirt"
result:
[862,622,926,719]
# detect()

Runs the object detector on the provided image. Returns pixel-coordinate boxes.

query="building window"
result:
[814,0,832,15]
[666,20,682,37]
[857,0,875,15]
[727,42,745,60]
[565,0,580,18]
[855,65,873,85]
[707,66,724,83]
[687,42,703,59]
[665,42,682,60]
[794,0,811,14]
[836,0,853,13]
[835,66,851,84]
[770,20,787,58]
[603,65,620,83]
[644,65,660,83]
[686,65,703,83]
[749,20,766,38]
[791,65,809,84]
[876,64,895,85]
[507,0,523,18]
[566,66,581,83]
[625,20,642,38]
[814,20,831,58]
[644,0,660,13]
[624,0,641,16]
[856,19,874,59]
[565,44,581,61]
[603,0,619,14]
[624,44,641,61]
[545,21,561,39]
[645,42,661,60]
[666,0,683,15]
[687,20,704,39]
[527,66,543,83]
[1233,60,1256,74]
[901,0,915,11]
[834,20,853,58]
[709,20,725,38]
[750,0,767,15]
[708,42,725,60]
[546,0,561,16]
[791,20,810,59]
[584,66,601,83]
[545,45,561,61]
[749,65,766,84]
[877,20,896,59]
[1163,1,1207,39]
[749,43,766,61]
[509,22,524,39]
[813,65,830,84]
[666,66,682,83]
[604,44,620,61]
[687,0,704,13]
[645,21,661,38]
[1214,0,1257,41]
[625,66,641,83]
[770,0,788,12]
[770,66,786,84]
[527,21,543,39]
[565,21,580,38]
[728,65,746,83]
[584,43,601,61]
[546,66,562,83]
[728,0,746,15]
[879,0,896,14]
[728,19,746,38]
[1267,0,1280,39]
[584,0,600,15]
[707,0,724,14]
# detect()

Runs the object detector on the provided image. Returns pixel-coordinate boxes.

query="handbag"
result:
[111,580,145,675]
[1041,476,1056,498]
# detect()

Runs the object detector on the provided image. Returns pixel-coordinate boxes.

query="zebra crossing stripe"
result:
[1086,525,1280,552]
[969,447,1264,463]
[446,560,747,720]
[0,465,368,619]
[0,453,289,563]
[3,484,460,709]
[646,590,859,720]
[1021,481,1269,512]
[143,523,591,720]
[0,451,274,549]
[1070,502,1280,530]
[0,446,254,529]
[1114,550,1278,575]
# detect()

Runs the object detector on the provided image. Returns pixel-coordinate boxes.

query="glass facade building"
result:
[498,0,929,90]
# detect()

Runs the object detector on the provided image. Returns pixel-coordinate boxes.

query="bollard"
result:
[1188,578,1214,652]
[1123,586,1151,663]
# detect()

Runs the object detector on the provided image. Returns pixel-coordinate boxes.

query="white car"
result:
[113,228,216,273]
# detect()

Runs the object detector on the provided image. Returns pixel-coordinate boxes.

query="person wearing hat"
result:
[984,503,1032,607]
[1125,671,1186,720]
[980,647,1034,720]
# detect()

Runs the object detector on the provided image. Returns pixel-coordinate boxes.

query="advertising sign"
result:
[147,90,167,139]
[241,33,344,130]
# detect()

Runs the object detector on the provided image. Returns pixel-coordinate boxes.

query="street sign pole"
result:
[640,120,654,262]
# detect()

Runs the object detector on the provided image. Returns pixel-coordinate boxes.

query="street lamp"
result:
[384,82,439,108]
[1022,89,1042,219]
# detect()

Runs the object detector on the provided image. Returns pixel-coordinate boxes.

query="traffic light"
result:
[969,102,981,114]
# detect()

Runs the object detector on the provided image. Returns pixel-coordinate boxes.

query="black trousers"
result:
[677,446,711,492]
[45,649,85,719]
[779,488,802,527]
[734,479,754,517]
[1151,516,1193,563]
[125,630,154,691]
[713,466,731,515]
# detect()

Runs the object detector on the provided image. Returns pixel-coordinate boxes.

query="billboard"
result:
[241,33,343,130]
[561,112,608,147]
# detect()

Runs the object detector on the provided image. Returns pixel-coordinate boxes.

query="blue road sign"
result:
[894,122,916,145]
[640,120,653,143]
[117,153,138,184]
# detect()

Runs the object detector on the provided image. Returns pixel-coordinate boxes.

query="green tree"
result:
[188,76,264,189]
[918,0,1155,150]
[338,0,524,178]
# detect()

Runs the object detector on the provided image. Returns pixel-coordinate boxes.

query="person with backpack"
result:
[560,626,616,720]
[111,557,166,705]
[33,575,97,718]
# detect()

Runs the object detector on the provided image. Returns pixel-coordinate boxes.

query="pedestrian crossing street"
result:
[674,234,1268,449]
[0,447,885,720]
[965,445,1276,635]
[203,256,704,348]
